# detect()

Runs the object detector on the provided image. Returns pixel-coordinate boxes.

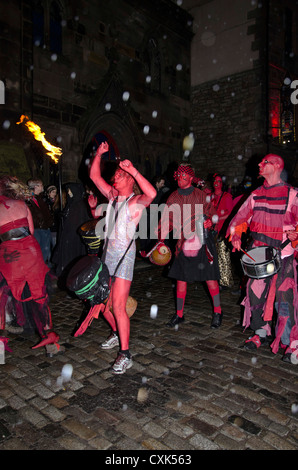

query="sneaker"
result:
[111,353,133,374]
[5,324,24,334]
[101,333,119,350]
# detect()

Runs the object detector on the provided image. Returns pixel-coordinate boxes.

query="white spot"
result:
[150,304,158,319]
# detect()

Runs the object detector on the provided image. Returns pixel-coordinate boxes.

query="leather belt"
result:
[0,227,30,242]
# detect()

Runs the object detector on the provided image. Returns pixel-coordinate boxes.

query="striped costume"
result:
[228,182,298,355]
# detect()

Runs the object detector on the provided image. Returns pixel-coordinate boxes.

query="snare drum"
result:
[241,246,281,279]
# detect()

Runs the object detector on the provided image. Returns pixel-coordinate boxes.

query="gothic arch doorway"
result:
[79,112,141,187]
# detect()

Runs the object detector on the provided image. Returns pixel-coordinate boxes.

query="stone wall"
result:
[0,0,193,186]
[191,67,265,189]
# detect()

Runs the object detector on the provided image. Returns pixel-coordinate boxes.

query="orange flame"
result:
[17,115,62,164]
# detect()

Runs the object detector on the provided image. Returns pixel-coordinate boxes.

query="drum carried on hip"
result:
[79,219,101,254]
[67,255,110,306]
[148,242,172,266]
[241,246,281,279]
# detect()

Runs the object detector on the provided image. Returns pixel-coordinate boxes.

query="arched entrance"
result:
[79,112,141,187]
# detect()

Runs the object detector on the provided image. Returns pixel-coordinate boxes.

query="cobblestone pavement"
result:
[0,259,298,452]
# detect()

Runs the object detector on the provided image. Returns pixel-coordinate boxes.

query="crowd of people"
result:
[0,149,297,373]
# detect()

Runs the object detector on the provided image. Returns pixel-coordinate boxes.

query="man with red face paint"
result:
[90,142,156,374]
[227,154,298,363]
[157,164,223,329]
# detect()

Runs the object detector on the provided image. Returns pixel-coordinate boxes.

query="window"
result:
[32,0,63,54]
[50,1,62,54]
[32,1,45,47]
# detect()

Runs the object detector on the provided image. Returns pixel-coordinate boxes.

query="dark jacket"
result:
[53,183,91,277]
[27,194,53,229]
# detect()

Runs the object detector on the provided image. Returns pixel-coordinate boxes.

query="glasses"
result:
[263,160,274,165]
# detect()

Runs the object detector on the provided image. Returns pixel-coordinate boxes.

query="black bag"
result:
[67,255,110,306]
[67,196,133,305]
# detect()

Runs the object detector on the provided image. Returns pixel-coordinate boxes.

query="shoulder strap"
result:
[102,195,135,276]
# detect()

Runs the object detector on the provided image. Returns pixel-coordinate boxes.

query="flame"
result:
[17,115,62,164]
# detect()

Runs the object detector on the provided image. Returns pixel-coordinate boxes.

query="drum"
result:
[79,219,101,254]
[67,255,110,305]
[110,296,138,318]
[241,246,281,279]
[149,243,172,266]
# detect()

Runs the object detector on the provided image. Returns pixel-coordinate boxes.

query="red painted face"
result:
[213,176,222,190]
[113,168,132,190]
[258,157,275,177]
[177,172,193,189]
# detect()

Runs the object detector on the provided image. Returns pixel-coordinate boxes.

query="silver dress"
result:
[103,194,136,281]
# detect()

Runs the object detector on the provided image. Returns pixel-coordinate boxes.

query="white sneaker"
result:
[101,333,119,350]
[111,353,133,374]
[6,324,24,334]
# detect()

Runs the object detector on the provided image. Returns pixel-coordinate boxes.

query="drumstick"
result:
[240,248,256,262]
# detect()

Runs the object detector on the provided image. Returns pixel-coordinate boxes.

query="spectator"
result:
[27,178,53,266]
[52,182,91,278]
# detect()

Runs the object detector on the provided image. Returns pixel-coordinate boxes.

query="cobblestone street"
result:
[0,260,297,452]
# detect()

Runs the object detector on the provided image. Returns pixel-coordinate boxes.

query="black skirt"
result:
[168,236,220,283]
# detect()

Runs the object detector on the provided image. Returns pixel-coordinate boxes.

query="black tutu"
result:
[168,236,220,283]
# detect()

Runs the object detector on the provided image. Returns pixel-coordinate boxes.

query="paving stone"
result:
[259,406,290,425]
[62,418,98,440]
[1,263,298,450]
[141,438,171,450]
[228,415,261,435]
[263,431,297,450]
[188,433,220,450]
[19,406,49,428]
[142,421,167,438]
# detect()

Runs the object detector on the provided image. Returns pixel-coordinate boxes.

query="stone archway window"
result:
[50,1,62,54]
[32,1,45,47]
[144,38,162,93]
[91,131,120,161]
[32,0,63,54]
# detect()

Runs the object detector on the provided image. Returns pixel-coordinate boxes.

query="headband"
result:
[174,164,195,180]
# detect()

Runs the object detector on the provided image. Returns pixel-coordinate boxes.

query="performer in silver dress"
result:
[90,142,156,374]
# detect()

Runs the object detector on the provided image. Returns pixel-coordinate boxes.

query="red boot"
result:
[32,331,59,349]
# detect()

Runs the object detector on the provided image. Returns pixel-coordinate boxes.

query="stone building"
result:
[186,0,298,189]
[0,0,193,186]
[1,0,298,192]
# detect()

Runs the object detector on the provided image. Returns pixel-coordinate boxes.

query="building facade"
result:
[0,0,193,186]
[188,0,298,189]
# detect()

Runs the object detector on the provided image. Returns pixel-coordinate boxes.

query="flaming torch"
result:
[17,114,63,209]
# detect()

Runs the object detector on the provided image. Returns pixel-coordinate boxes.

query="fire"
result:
[17,114,62,164]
